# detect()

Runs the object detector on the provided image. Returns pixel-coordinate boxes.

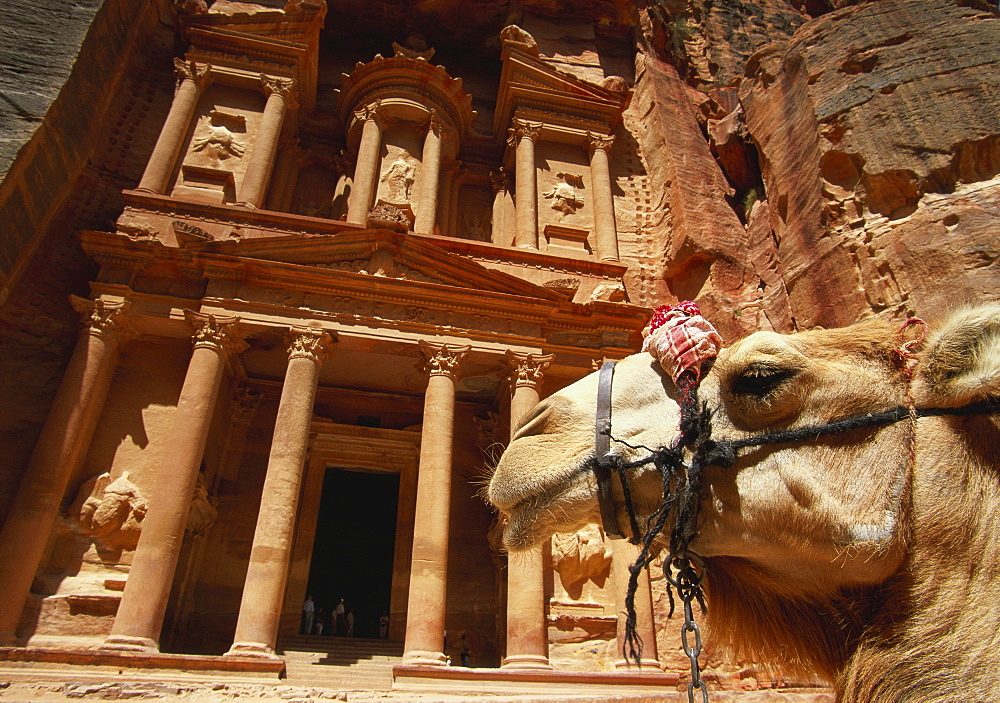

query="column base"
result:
[402,650,449,666]
[225,642,279,659]
[234,202,258,209]
[101,635,159,653]
[0,632,19,647]
[501,654,551,670]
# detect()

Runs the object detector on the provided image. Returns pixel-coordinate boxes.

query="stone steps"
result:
[277,636,402,691]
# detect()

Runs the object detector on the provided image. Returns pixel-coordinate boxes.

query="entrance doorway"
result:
[306,468,399,639]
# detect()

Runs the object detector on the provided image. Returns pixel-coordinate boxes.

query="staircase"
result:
[278,635,403,691]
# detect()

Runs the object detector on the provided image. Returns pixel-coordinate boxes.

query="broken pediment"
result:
[495,37,630,137]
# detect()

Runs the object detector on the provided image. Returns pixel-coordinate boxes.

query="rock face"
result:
[628,0,1000,334]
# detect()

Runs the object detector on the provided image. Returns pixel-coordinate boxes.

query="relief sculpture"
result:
[190,110,247,164]
[382,157,416,204]
[543,172,585,216]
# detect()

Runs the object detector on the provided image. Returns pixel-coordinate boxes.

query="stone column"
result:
[447,163,465,238]
[508,120,541,249]
[347,103,388,225]
[228,328,334,658]
[612,540,661,669]
[137,59,211,195]
[502,350,554,669]
[266,137,306,212]
[438,162,455,236]
[490,168,510,247]
[0,298,135,644]
[237,75,297,209]
[402,341,470,666]
[414,113,443,235]
[103,312,246,652]
[587,133,620,261]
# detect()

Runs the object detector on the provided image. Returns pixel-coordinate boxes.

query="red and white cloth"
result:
[642,301,723,384]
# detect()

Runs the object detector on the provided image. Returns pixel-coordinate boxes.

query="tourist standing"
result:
[301,595,315,635]
[333,597,346,635]
[379,610,389,639]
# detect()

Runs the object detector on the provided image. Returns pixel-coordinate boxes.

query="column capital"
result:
[355,101,394,130]
[426,109,444,137]
[417,341,470,380]
[504,351,554,391]
[490,167,511,193]
[586,132,615,155]
[285,327,336,365]
[71,296,138,346]
[506,119,542,147]
[260,74,298,109]
[184,311,248,357]
[173,58,212,89]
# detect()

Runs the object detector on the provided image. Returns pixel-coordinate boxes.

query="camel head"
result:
[488,304,1000,695]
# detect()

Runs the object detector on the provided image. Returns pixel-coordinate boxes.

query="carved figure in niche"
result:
[543,172,585,216]
[74,471,148,554]
[191,110,246,163]
[462,212,491,242]
[382,157,416,204]
[186,473,218,536]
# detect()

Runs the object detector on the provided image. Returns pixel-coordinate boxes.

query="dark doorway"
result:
[306,468,399,639]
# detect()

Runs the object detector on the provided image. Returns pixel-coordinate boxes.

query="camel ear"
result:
[919,304,1000,406]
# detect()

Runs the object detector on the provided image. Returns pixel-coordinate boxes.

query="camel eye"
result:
[730,363,797,397]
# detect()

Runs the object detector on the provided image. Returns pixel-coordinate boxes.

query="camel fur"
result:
[488,304,1000,702]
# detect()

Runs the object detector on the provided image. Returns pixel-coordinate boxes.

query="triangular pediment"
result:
[185,229,568,301]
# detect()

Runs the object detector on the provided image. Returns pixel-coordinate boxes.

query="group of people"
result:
[301,596,391,639]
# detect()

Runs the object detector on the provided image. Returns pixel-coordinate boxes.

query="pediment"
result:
[185,229,567,301]
[495,48,628,134]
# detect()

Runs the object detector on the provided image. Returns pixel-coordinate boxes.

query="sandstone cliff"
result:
[626,0,1000,335]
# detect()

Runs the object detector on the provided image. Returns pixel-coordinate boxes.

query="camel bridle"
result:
[590,357,1000,702]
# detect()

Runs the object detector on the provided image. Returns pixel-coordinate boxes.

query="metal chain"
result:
[665,552,709,703]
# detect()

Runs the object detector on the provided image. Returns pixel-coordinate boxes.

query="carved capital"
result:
[587,132,615,155]
[285,327,335,365]
[71,296,138,346]
[174,58,212,90]
[184,311,248,357]
[260,74,298,107]
[506,119,542,147]
[232,387,262,423]
[504,350,554,390]
[490,167,510,193]
[355,101,394,130]
[417,341,470,379]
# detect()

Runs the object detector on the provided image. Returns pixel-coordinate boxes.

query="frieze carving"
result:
[551,524,613,590]
[473,411,500,449]
[172,221,213,243]
[232,387,261,423]
[173,58,211,89]
[286,326,335,364]
[504,350,554,390]
[192,110,247,160]
[74,471,148,553]
[367,202,412,232]
[186,473,218,536]
[392,33,436,61]
[506,119,542,147]
[500,25,538,55]
[586,132,615,154]
[118,221,159,241]
[543,172,585,216]
[490,167,511,193]
[417,340,470,379]
[184,311,248,357]
[70,297,137,345]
